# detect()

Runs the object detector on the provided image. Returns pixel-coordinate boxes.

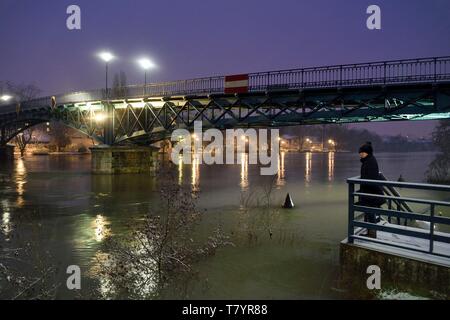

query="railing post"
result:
[434,58,437,83]
[429,204,435,253]
[339,65,343,86]
[301,69,304,88]
[383,62,387,85]
[348,181,355,244]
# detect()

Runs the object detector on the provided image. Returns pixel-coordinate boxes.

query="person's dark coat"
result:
[359,154,385,207]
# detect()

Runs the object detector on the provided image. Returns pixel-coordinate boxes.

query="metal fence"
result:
[3,56,450,111]
[347,175,450,258]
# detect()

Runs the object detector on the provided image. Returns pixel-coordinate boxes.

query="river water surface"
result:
[0,151,446,299]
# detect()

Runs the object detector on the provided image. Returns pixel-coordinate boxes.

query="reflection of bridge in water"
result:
[1,56,450,147]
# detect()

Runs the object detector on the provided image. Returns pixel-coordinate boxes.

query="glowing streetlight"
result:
[328,139,335,145]
[98,51,115,99]
[137,58,156,96]
[98,52,114,63]
[0,95,12,102]
[94,113,107,123]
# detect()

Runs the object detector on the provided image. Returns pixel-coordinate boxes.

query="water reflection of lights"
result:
[178,154,183,185]
[1,211,11,236]
[92,214,111,242]
[305,152,312,183]
[240,153,249,190]
[15,158,27,207]
[277,151,286,186]
[328,152,335,181]
[191,153,200,190]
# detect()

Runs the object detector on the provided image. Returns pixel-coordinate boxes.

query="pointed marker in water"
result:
[283,193,295,209]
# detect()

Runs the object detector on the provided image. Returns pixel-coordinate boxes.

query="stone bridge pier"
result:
[90,145,159,174]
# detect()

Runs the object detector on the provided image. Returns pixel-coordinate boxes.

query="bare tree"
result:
[14,129,34,157]
[49,122,71,152]
[96,170,231,299]
[0,211,59,300]
[4,81,41,102]
[427,120,450,184]
[2,82,41,156]
[112,71,129,98]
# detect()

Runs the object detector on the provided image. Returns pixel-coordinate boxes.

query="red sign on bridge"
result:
[224,74,249,94]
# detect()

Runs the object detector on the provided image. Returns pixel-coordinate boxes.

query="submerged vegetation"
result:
[0,211,59,300]
[96,171,232,299]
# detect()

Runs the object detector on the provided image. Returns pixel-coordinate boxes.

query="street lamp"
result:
[137,58,156,96]
[98,51,115,99]
[94,113,107,123]
[0,95,12,102]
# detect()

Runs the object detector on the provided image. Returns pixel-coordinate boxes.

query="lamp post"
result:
[137,58,156,96]
[98,52,114,99]
[98,52,115,145]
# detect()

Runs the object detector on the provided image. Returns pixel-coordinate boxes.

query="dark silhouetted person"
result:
[357,142,385,238]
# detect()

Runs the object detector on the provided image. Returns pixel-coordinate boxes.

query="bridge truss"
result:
[1,56,450,146]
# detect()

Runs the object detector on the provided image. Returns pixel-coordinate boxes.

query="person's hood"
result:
[359,142,373,155]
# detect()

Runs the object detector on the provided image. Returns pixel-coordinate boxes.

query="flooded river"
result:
[0,151,446,299]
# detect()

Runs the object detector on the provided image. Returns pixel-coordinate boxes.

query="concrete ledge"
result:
[340,239,450,298]
[90,145,158,174]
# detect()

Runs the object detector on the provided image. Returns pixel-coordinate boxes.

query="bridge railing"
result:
[249,56,450,91]
[347,176,450,258]
[3,56,450,112]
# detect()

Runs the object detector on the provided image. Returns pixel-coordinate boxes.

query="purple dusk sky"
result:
[1,0,449,138]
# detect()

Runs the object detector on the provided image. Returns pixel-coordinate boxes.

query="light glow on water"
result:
[328,152,335,181]
[191,152,200,190]
[305,152,312,183]
[240,153,249,190]
[15,158,27,207]
[92,214,110,242]
[277,151,286,187]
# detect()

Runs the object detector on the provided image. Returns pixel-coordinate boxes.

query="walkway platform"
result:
[351,222,450,267]
[342,177,450,298]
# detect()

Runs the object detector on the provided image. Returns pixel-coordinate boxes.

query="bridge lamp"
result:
[1,95,12,102]
[137,58,156,96]
[98,51,115,99]
[94,113,107,123]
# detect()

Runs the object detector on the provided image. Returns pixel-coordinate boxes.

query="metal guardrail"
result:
[347,175,450,258]
[2,56,450,112]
